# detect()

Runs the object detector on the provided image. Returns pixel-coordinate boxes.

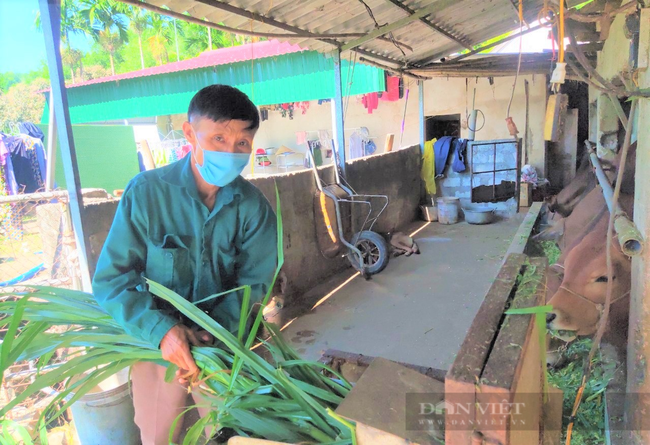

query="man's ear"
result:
[182,121,195,144]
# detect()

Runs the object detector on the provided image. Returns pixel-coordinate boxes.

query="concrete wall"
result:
[84,145,422,305]
[436,140,519,214]
[156,75,545,179]
[250,145,422,303]
[406,75,548,176]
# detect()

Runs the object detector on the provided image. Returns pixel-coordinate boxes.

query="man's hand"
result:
[160,325,213,384]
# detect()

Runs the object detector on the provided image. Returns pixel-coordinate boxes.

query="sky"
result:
[0,0,91,74]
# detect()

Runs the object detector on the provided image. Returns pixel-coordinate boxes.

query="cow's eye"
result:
[595,276,613,283]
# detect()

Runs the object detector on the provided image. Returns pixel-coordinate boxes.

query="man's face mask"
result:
[192,130,250,187]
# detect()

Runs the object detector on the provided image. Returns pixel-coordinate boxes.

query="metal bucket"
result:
[69,369,140,445]
[464,208,495,225]
[420,205,438,222]
[437,197,460,225]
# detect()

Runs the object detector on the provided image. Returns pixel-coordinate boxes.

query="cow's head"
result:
[546,228,631,338]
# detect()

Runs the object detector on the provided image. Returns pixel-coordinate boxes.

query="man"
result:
[92,85,278,444]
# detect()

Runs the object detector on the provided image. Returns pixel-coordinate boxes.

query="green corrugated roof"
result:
[42,51,385,124]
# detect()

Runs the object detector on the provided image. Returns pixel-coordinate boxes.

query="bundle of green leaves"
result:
[0,186,355,445]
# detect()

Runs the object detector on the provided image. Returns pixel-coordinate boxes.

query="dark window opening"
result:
[426,114,461,141]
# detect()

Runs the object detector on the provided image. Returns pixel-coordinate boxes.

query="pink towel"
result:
[296,131,307,145]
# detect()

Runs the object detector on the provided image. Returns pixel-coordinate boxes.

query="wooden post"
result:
[384,134,395,153]
[625,7,650,442]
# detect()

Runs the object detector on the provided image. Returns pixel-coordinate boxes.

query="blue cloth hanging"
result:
[452,138,467,173]
[434,136,455,176]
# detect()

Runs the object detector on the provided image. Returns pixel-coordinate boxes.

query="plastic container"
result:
[68,369,140,445]
[437,197,460,225]
[420,205,438,222]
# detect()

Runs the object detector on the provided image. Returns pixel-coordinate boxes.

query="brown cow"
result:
[535,186,608,251]
[538,142,636,229]
[546,150,597,217]
[546,194,634,348]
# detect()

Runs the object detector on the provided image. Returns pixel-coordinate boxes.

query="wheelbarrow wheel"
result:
[347,231,389,275]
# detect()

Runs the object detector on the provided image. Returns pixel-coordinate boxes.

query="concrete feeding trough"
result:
[335,358,445,445]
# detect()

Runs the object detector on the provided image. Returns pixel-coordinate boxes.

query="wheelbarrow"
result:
[308,144,389,278]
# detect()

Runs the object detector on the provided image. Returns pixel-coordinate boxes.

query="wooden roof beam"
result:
[383,0,472,50]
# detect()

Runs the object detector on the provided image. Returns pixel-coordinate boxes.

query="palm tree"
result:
[127,7,151,70]
[96,30,123,75]
[148,14,172,65]
[183,21,240,56]
[80,0,129,75]
[35,0,91,83]
[61,47,84,82]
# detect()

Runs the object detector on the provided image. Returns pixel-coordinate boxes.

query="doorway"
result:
[426,114,461,141]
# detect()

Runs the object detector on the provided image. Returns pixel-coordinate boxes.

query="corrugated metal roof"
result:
[132,0,546,67]
[65,40,305,89]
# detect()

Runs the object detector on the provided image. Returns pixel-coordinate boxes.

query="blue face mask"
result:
[193,135,250,187]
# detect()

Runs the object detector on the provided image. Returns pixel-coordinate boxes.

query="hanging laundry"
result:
[19,135,47,186]
[364,140,377,156]
[296,131,307,145]
[381,76,401,102]
[433,136,455,177]
[349,128,370,160]
[18,122,45,141]
[0,138,18,195]
[179,144,191,159]
[307,140,323,166]
[2,134,41,193]
[318,130,332,152]
[451,138,467,173]
[362,93,379,114]
[422,139,437,195]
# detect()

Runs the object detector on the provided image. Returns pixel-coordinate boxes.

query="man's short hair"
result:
[188,84,260,131]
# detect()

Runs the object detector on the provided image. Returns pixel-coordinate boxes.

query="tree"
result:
[96,29,123,75]
[80,0,129,75]
[183,21,240,57]
[127,7,151,70]
[35,0,92,84]
[148,13,172,65]
[0,73,20,94]
[0,82,48,132]
[61,47,84,81]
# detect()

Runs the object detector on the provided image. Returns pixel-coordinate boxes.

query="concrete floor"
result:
[270,212,527,371]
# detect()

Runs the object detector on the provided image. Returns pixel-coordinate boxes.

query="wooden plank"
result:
[504,203,543,258]
[385,133,395,153]
[542,385,564,445]
[445,253,526,445]
[481,257,547,389]
[544,93,569,142]
[446,253,527,384]
[478,257,547,444]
